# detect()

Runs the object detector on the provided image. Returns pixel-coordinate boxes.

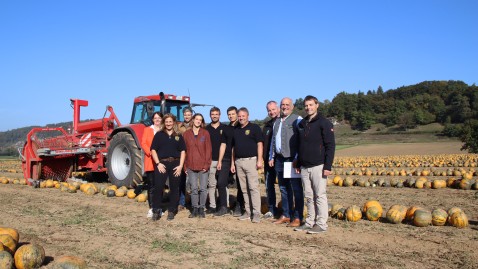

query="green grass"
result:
[151,234,207,255]
[0,156,19,160]
[336,145,355,151]
[61,206,106,226]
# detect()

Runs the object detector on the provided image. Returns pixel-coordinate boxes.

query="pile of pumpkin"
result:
[0,227,87,269]
[334,154,478,168]
[33,179,150,203]
[0,177,26,185]
[329,200,469,228]
[0,160,22,174]
[329,175,478,190]
[333,167,476,178]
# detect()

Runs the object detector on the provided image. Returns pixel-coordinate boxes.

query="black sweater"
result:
[297,114,335,171]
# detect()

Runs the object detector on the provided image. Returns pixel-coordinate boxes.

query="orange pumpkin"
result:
[336,208,346,220]
[68,185,77,193]
[432,179,446,189]
[0,228,19,243]
[343,177,354,187]
[406,206,423,222]
[431,209,448,226]
[45,179,55,188]
[386,205,407,224]
[362,200,382,214]
[0,235,16,255]
[448,211,469,228]
[413,210,432,227]
[365,206,382,221]
[447,207,462,216]
[51,255,87,269]
[126,190,137,199]
[345,205,362,222]
[14,243,45,269]
[330,204,343,218]
[136,193,147,202]
[115,189,126,197]
[459,180,471,190]
[85,186,96,195]
[0,251,14,269]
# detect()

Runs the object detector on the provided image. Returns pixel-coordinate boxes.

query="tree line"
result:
[293,80,478,152]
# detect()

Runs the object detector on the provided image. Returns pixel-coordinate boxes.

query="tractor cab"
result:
[130,92,191,125]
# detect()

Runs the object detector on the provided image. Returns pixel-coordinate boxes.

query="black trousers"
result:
[217,159,231,209]
[144,171,154,208]
[152,159,180,213]
[234,172,245,209]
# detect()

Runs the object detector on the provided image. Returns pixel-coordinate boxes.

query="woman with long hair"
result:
[183,113,212,218]
[150,113,186,221]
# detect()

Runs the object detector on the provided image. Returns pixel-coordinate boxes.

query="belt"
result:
[236,156,257,160]
[160,157,180,162]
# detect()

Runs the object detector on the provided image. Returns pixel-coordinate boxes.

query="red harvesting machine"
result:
[19,92,191,188]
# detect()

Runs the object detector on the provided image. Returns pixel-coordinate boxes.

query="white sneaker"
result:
[147,208,153,218]
[262,211,273,219]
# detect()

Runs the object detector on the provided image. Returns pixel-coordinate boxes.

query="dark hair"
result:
[266,100,277,108]
[304,95,319,105]
[238,107,249,115]
[152,112,163,119]
[183,107,193,115]
[210,106,220,113]
[227,106,238,113]
[192,113,206,128]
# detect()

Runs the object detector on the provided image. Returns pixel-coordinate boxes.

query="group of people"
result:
[140,95,335,234]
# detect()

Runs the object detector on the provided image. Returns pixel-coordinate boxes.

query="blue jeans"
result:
[265,165,278,215]
[275,155,304,221]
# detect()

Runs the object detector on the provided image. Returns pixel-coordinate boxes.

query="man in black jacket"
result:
[294,95,335,234]
[262,101,279,219]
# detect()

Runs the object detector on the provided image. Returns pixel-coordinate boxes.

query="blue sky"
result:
[1,1,477,131]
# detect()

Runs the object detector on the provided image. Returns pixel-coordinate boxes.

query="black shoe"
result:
[232,205,242,217]
[198,208,206,218]
[214,206,228,217]
[151,209,162,221]
[134,184,144,195]
[167,211,175,221]
[189,208,198,218]
[206,207,216,214]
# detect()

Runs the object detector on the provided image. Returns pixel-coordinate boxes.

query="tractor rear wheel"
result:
[106,132,143,188]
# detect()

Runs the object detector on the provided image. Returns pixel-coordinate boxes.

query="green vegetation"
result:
[460,119,478,153]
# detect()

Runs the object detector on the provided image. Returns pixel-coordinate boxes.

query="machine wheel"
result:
[106,132,143,188]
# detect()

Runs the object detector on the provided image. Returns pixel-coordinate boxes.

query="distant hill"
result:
[0,121,72,155]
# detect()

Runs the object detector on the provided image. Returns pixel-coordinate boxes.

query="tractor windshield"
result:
[130,100,190,125]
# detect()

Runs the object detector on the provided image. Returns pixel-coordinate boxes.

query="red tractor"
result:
[20,92,191,188]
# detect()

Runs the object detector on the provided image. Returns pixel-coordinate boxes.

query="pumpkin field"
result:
[1,142,478,269]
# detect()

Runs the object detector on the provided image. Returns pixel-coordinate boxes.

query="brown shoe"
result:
[287,218,301,227]
[273,216,290,224]
[178,205,185,211]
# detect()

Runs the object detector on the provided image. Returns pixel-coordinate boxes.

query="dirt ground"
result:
[1,141,477,269]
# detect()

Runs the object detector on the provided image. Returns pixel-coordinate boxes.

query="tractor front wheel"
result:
[106,132,143,188]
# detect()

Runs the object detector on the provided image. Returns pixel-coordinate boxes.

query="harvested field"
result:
[1,178,477,268]
[1,142,477,268]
